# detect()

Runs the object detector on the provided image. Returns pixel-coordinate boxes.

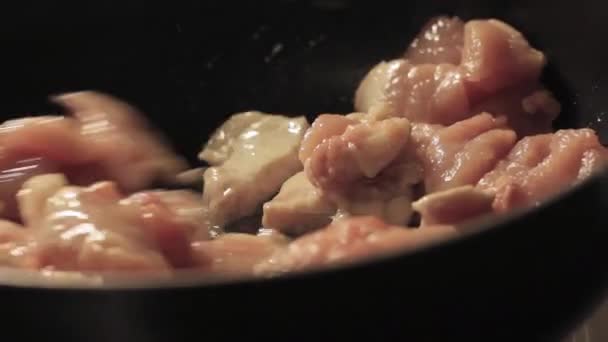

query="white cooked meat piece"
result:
[202,113,309,227]
[262,171,336,236]
[199,111,268,165]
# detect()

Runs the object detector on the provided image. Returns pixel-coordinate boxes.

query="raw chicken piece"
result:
[0,220,33,268]
[0,157,61,221]
[355,18,553,135]
[52,91,189,191]
[461,19,545,95]
[199,111,267,165]
[301,114,421,225]
[26,181,171,272]
[0,117,82,220]
[412,185,494,226]
[477,129,608,212]
[192,230,288,276]
[203,113,309,227]
[355,60,470,125]
[15,175,210,272]
[412,113,517,193]
[330,158,422,225]
[262,172,336,236]
[522,89,562,117]
[16,173,68,227]
[299,114,360,163]
[405,16,465,65]
[0,91,189,220]
[126,189,212,242]
[303,115,411,192]
[471,86,560,137]
[354,60,399,120]
[255,216,457,276]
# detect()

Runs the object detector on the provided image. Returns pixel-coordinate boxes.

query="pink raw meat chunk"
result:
[16,175,208,272]
[355,18,556,136]
[0,91,188,220]
[255,216,457,275]
[477,129,608,212]
[411,113,517,193]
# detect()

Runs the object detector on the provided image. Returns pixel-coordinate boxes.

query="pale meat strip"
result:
[412,185,494,226]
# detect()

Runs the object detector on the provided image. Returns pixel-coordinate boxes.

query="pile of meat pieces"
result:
[0,91,451,276]
[0,16,606,278]
[250,17,607,274]
[196,17,606,276]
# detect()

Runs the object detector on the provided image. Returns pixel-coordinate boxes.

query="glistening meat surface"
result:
[0,91,188,221]
[355,18,558,136]
[0,16,604,280]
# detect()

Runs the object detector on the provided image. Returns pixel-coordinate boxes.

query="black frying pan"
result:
[0,0,607,341]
